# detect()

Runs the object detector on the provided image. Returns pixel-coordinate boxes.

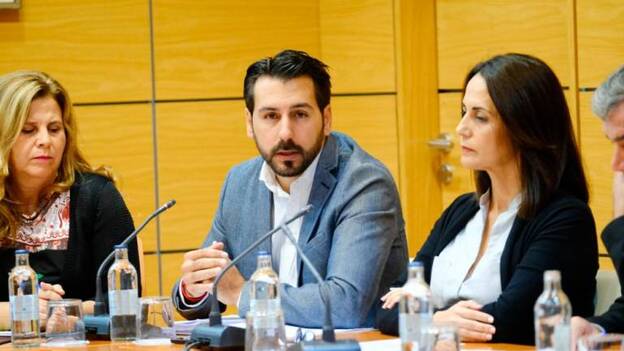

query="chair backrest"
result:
[595,270,621,315]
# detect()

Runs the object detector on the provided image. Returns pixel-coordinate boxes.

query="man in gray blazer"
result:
[171,49,408,328]
[571,65,624,345]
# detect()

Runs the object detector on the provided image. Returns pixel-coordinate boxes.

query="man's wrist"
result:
[181,280,207,303]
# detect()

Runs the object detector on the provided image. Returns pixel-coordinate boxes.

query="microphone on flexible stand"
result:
[189,205,313,348]
[189,204,360,351]
[278,223,359,351]
[84,199,177,338]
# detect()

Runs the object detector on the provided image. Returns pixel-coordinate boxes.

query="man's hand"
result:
[613,171,624,218]
[39,282,64,326]
[217,260,245,306]
[180,241,245,305]
[571,316,601,351]
[433,300,495,342]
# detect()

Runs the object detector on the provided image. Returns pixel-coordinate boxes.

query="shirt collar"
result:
[478,189,522,213]
[259,148,322,199]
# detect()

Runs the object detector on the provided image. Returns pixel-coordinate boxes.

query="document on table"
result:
[174,315,374,341]
[359,338,401,351]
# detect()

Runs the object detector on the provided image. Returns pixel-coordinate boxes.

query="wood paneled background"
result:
[0,0,622,307]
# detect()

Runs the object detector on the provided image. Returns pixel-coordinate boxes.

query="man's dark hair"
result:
[243,49,331,112]
[464,53,589,218]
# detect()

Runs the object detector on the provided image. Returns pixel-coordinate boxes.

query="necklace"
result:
[19,195,56,224]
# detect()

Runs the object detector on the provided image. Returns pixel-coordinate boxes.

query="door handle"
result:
[427,133,454,153]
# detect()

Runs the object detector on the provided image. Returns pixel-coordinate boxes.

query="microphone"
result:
[84,199,176,338]
[279,223,359,351]
[190,204,360,351]
[189,205,313,348]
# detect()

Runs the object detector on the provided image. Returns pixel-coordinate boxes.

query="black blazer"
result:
[0,172,142,300]
[589,216,624,332]
[377,192,598,345]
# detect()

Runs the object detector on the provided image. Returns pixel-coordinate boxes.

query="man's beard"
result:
[257,130,325,178]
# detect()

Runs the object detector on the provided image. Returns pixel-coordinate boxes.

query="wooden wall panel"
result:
[331,95,399,181]
[152,1,320,100]
[75,104,157,250]
[157,101,258,251]
[436,0,570,89]
[143,254,161,298]
[564,90,579,137]
[600,256,615,271]
[577,0,624,87]
[0,0,151,103]
[579,92,611,255]
[320,0,395,93]
[144,253,186,320]
[394,0,440,254]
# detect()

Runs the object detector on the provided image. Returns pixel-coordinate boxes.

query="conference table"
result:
[0,330,534,350]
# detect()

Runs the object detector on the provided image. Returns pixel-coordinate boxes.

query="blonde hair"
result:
[0,70,108,239]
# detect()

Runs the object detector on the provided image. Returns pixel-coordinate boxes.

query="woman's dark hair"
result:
[464,53,589,217]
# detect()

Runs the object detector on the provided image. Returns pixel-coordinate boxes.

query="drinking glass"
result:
[135,296,174,345]
[43,299,87,347]
[578,334,624,351]
[422,324,461,351]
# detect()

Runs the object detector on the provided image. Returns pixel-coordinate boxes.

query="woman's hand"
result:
[39,282,65,326]
[571,316,602,351]
[380,288,407,309]
[433,300,495,342]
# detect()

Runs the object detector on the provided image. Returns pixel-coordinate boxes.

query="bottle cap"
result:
[15,249,28,255]
[114,244,127,249]
[257,250,270,257]
[544,270,561,281]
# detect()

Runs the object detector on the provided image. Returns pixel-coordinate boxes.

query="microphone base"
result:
[288,339,361,351]
[84,314,111,340]
[189,323,245,348]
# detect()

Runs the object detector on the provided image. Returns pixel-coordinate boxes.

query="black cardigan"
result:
[0,172,142,300]
[589,215,624,332]
[377,192,598,345]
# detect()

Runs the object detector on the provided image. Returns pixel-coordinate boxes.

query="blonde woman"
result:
[0,71,141,327]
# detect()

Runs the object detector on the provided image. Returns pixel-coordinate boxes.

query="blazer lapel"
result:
[499,217,527,288]
[298,135,339,248]
[435,202,480,255]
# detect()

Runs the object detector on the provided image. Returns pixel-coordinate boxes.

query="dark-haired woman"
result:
[377,53,598,344]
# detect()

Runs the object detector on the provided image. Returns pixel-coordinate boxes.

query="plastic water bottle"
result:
[9,249,41,348]
[399,261,433,351]
[534,270,571,351]
[108,244,138,341]
[245,251,286,351]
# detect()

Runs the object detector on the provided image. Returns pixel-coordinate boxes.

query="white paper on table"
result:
[174,315,374,342]
[359,338,401,351]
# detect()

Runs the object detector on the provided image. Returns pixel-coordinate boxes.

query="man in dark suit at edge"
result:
[572,65,624,342]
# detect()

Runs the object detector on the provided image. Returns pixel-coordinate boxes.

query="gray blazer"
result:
[172,132,408,328]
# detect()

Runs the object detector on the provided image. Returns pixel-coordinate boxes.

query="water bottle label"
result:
[554,324,571,351]
[252,314,282,329]
[108,289,138,316]
[9,295,38,321]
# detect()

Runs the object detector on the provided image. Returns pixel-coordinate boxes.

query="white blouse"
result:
[430,191,521,308]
